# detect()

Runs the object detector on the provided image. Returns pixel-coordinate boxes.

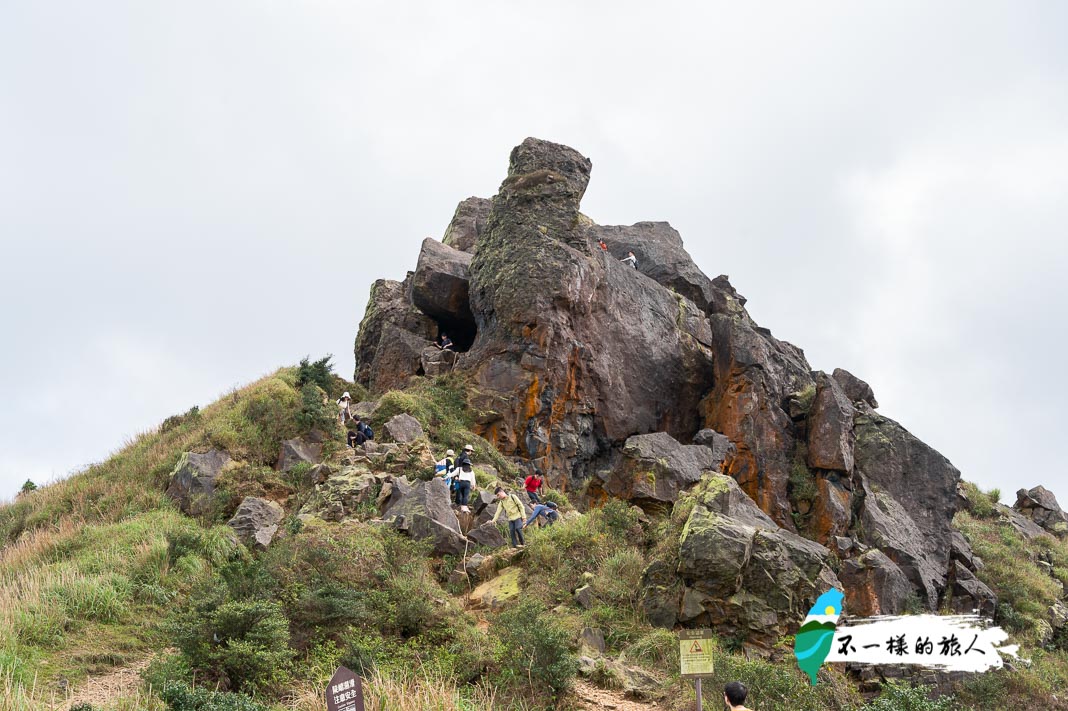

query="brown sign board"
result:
[325,666,365,711]
[678,629,715,678]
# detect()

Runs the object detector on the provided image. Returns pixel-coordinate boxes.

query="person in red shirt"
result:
[524,471,545,504]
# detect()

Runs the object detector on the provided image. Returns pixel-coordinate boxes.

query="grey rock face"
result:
[590,432,717,508]
[367,323,430,394]
[807,372,856,472]
[277,438,322,472]
[443,196,492,254]
[227,496,284,550]
[839,549,914,616]
[166,449,232,516]
[383,413,425,444]
[353,277,437,388]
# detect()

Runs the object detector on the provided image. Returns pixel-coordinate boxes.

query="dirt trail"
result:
[59,658,150,710]
[572,679,666,710]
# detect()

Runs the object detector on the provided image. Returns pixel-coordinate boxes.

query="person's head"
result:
[462,463,472,472]
[546,501,558,510]
[341,392,350,400]
[446,449,455,457]
[494,486,506,499]
[354,416,362,424]
[724,681,748,708]
[463,444,474,454]
[441,332,449,338]
[628,251,635,257]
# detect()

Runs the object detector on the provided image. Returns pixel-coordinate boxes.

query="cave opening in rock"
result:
[435,315,477,352]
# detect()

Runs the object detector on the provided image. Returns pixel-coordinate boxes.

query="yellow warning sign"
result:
[678,630,714,677]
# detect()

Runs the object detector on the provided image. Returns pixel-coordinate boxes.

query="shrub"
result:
[492,599,575,696]
[296,355,334,392]
[159,683,268,711]
[170,593,293,694]
[19,480,37,494]
[868,681,955,710]
[160,406,201,435]
[296,383,336,433]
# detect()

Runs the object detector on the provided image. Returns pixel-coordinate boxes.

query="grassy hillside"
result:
[2,366,1068,710]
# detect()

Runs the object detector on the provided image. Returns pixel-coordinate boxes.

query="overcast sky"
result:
[1,2,1065,503]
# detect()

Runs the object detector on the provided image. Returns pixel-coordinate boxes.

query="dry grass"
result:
[285,669,519,711]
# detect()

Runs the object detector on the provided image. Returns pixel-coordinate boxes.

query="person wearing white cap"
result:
[456,443,475,470]
[336,392,352,425]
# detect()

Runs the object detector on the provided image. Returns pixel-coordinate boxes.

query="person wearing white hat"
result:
[456,444,475,470]
[336,392,352,425]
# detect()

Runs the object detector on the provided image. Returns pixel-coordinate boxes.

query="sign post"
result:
[325,666,365,711]
[679,629,714,710]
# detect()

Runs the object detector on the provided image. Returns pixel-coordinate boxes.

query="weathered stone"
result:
[353,277,437,387]
[590,432,716,508]
[691,429,735,468]
[304,463,332,487]
[640,560,680,629]
[839,549,914,616]
[410,238,475,339]
[367,323,430,393]
[467,521,507,549]
[443,196,492,254]
[574,584,594,609]
[947,560,997,616]
[299,467,381,521]
[579,627,606,655]
[807,372,856,472]
[1014,486,1068,536]
[998,503,1050,540]
[382,477,467,555]
[166,449,232,516]
[383,413,425,444]
[227,496,284,550]
[832,367,878,408]
[811,474,853,545]
[468,567,521,611]
[421,346,457,377]
[277,438,322,472]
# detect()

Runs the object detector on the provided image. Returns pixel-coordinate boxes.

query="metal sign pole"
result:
[695,677,702,710]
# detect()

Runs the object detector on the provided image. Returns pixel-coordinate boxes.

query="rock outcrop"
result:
[166,449,232,516]
[1014,486,1068,536]
[227,496,284,550]
[383,413,425,444]
[381,477,468,556]
[351,137,985,629]
[277,438,322,472]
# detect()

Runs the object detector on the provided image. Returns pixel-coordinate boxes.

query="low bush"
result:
[158,683,267,711]
[868,681,954,710]
[492,599,575,696]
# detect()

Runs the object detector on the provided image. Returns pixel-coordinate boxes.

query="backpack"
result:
[363,424,374,440]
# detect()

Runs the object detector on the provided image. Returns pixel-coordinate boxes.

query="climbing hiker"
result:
[724,681,753,711]
[436,448,456,476]
[438,332,454,351]
[524,470,545,504]
[598,238,608,251]
[351,416,373,445]
[456,443,475,470]
[456,462,477,512]
[522,500,559,529]
[621,251,638,269]
[337,392,352,425]
[491,486,527,548]
[346,429,360,448]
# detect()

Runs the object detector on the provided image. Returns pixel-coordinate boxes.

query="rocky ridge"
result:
[350,138,997,642]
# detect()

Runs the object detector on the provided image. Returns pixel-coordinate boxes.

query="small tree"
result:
[20,479,37,494]
[296,356,334,392]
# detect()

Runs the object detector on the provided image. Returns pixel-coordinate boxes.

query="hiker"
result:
[455,462,477,511]
[724,681,752,711]
[621,251,638,269]
[346,429,360,448]
[491,486,527,548]
[598,239,608,251]
[436,448,457,477]
[524,470,545,504]
[438,332,454,351]
[337,392,352,425]
[523,500,559,529]
[350,417,374,445]
[456,443,475,470]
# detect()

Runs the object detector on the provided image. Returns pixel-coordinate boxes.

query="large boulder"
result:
[277,438,322,472]
[353,277,437,388]
[1014,486,1068,536]
[421,346,457,377]
[832,367,878,409]
[227,496,284,550]
[673,475,841,645]
[366,323,430,394]
[382,477,468,556]
[299,467,383,522]
[692,429,735,467]
[807,372,856,472]
[590,432,717,508]
[410,238,476,348]
[443,196,492,254]
[383,413,425,444]
[166,449,232,516]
